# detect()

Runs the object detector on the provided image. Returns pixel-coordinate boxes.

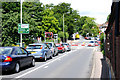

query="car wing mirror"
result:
[28,53,31,55]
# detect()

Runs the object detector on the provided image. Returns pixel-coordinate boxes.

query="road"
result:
[1,40,97,79]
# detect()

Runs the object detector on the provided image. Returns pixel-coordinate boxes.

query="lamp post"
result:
[63,14,64,42]
[20,0,23,47]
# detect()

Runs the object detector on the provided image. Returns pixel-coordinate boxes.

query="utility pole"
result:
[63,14,64,42]
[20,0,22,47]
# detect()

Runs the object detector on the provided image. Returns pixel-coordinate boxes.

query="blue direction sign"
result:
[18,24,29,34]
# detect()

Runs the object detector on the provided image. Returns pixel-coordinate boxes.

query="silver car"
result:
[26,43,52,61]
[61,43,71,51]
[45,42,58,56]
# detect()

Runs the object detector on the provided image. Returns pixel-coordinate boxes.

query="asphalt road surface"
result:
[1,43,95,79]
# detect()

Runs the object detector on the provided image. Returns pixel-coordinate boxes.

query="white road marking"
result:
[44,66,48,69]
[15,49,78,78]
[58,58,61,60]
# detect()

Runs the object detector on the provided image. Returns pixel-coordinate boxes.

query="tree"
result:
[2,2,20,46]
[79,16,99,37]
[107,14,110,22]
[52,3,81,39]
[37,9,60,38]
[2,2,44,46]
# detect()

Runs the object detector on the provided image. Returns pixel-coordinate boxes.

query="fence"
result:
[105,1,120,79]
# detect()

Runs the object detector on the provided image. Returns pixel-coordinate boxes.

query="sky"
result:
[40,0,112,24]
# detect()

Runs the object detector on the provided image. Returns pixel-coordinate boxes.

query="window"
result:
[26,45,42,49]
[14,48,22,55]
[0,47,12,55]
[44,45,48,49]
[14,48,27,55]
[21,48,27,55]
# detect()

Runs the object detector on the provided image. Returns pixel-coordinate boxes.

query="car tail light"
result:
[58,47,62,50]
[81,44,85,46]
[40,45,43,49]
[95,44,98,46]
[67,46,68,47]
[40,57,42,59]
[4,56,12,62]
[88,44,91,46]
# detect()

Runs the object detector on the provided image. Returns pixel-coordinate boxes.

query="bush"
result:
[58,37,61,43]
[100,33,105,55]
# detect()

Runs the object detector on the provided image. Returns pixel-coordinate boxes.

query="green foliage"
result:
[1,2,99,46]
[58,31,64,38]
[58,37,61,43]
[107,14,110,22]
[38,9,60,34]
[100,33,105,54]
[80,16,99,37]
[58,31,69,38]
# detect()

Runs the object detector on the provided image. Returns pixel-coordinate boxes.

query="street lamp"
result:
[20,0,23,47]
[63,14,64,42]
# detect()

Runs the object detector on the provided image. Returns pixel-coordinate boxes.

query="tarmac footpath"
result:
[90,48,110,79]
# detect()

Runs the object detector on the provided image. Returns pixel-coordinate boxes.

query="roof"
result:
[113,0,120,2]
[28,43,44,45]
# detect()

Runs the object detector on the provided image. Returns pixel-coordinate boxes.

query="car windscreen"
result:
[0,47,13,55]
[26,45,42,49]
[45,43,52,48]
[56,44,61,47]
[89,41,94,43]
[95,41,98,43]
[62,44,68,46]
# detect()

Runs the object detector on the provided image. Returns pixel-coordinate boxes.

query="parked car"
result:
[61,43,71,51]
[44,42,58,56]
[87,41,95,47]
[95,41,99,46]
[0,47,35,73]
[71,43,78,46]
[26,43,52,61]
[55,43,65,53]
[97,39,101,45]
[85,37,91,40]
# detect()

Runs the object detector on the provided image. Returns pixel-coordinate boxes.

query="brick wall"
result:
[116,36,120,78]
[105,2,120,78]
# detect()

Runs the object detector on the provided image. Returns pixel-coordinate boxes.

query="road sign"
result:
[18,24,29,34]
[45,32,53,38]
[54,34,58,39]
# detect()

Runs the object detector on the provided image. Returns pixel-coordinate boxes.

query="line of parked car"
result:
[87,40,99,47]
[0,42,71,73]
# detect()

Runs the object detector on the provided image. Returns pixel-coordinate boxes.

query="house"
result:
[105,0,120,79]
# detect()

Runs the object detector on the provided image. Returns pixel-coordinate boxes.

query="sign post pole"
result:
[20,0,22,47]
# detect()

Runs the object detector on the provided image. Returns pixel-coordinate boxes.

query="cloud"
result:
[40,0,112,24]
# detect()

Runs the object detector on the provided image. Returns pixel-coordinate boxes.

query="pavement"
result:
[91,47,110,79]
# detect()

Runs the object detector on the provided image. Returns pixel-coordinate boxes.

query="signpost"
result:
[18,24,29,34]
[54,34,58,43]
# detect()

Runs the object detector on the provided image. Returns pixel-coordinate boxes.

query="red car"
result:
[55,43,65,53]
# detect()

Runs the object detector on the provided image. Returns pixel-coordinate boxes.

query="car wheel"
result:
[53,54,54,57]
[53,52,55,57]
[43,55,47,61]
[50,55,53,59]
[14,63,20,73]
[30,58,35,67]
[56,52,58,56]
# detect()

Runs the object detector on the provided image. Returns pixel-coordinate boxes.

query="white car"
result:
[87,41,95,47]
